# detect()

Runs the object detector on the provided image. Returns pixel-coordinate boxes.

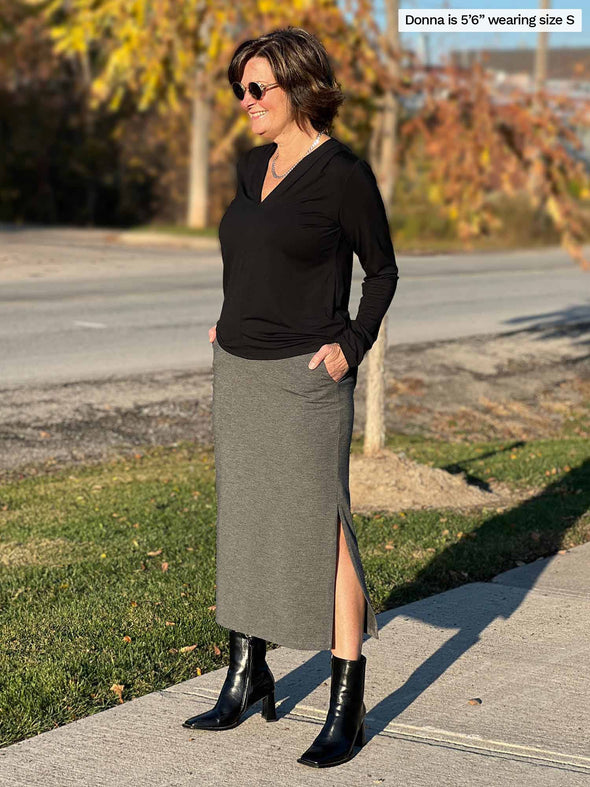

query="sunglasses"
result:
[232,81,279,101]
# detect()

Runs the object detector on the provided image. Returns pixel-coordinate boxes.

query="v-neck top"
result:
[215,136,399,368]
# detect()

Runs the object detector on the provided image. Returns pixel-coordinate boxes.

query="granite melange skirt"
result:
[211,335,379,651]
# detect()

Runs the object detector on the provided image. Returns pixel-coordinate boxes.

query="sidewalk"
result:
[2,544,589,786]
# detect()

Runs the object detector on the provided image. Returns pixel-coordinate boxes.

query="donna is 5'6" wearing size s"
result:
[212,335,379,651]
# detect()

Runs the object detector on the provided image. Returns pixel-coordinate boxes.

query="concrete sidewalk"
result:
[2,544,590,786]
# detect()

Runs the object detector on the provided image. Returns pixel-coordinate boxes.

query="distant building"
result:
[448,46,590,96]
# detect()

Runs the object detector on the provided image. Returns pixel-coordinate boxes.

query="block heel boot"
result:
[297,653,367,768]
[182,630,277,731]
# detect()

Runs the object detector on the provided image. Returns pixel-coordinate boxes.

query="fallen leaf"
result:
[111,684,124,703]
[161,562,169,572]
[213,644,221,656]
[147,549,162,557]
[180,644,197,653]
[165,621,175,626]
[123,635,131,643]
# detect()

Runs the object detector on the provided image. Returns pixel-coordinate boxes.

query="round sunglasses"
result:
[232,81,280,101]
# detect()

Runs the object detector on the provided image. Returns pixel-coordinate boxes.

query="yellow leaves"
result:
[546,195,562,225]
[111,683,124,703]
[138,69,161,112]
[207,28,222,61]
[428,184,442,204]
[479,147,490,168]
[166,83,180,113]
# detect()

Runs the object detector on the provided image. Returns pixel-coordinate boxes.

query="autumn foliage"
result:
[2,0,590,267]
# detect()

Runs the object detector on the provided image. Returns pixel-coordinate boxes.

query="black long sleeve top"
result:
[215,136,399,368]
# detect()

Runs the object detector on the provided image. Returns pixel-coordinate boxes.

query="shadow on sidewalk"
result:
[270,458,590,739]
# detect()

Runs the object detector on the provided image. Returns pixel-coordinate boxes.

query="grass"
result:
[128,201,590,256]
[1,435,589,747]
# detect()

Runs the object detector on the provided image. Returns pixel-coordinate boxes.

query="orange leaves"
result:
[111,683,124,703]
[399,61,590,268]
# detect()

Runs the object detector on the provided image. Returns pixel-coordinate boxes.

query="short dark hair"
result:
[227,27,344,136]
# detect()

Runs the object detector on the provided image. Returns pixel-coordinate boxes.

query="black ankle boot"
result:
[297,653,367,768]
[182,630,278,731]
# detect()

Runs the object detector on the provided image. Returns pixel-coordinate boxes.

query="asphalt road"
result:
[1,228,589,387]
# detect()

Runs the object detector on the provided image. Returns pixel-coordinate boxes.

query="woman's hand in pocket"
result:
[308,342,349,382]
[208,326,217,343]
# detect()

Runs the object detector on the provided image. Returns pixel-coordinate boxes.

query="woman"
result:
[183,27,398,768]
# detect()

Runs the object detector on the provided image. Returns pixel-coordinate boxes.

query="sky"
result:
[389,0,589,63]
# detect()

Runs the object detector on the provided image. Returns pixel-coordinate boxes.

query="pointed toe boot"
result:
[182,629,277,731]
[297,653,367,768]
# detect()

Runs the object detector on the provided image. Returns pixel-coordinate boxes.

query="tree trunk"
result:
[527,0,550,198]
[363,319,388,455]
[186,12,212,229]
[186,77,211,229]
[363,0,399,457]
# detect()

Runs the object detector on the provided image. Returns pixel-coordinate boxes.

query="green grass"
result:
[126,224,219,238]
[1,436,589,747]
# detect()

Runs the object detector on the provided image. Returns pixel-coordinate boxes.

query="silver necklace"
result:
[271,130,324,179]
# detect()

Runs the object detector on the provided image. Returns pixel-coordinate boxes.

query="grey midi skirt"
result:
[211,336,379,651]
